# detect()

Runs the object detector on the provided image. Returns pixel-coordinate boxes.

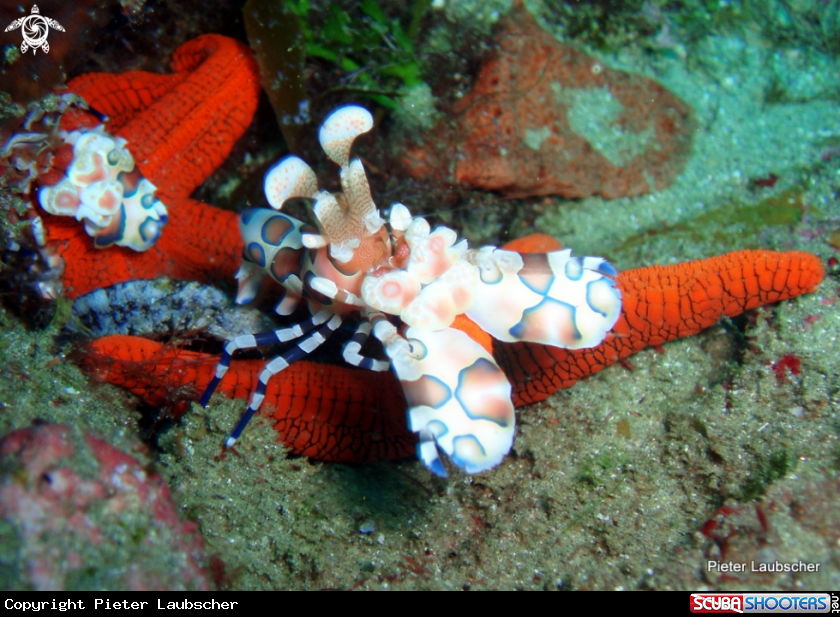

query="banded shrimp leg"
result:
[198,309,391,449]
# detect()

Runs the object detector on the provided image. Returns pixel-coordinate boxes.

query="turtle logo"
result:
[4,5,65,55]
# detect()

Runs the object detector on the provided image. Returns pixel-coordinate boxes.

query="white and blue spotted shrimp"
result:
[199,105,622,476]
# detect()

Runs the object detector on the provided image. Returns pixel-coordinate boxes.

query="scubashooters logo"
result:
[690,593,833,614]
[4,5,65,54]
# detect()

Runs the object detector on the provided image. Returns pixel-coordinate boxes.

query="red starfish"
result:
[82,238,824,464]
[38,35,825,466]
[40,34,259,299]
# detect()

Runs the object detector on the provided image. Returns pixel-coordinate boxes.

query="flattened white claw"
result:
[106,137,134,173]
[319,105,373,166]
[383,326,515,475]
[466,248,621,349]
[400,260,479,329]
[406,224,462,285]
[264,156,318,209]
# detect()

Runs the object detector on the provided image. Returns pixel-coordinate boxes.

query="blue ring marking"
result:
[261,214,296,247]
[406,337,428,360]
[246,242,266,268]
[564,256,583,281]
[478,265,503,285]
[140,192,156,209]
[92,204,127,248]
[453,357,511,427]
[451,435,487,472]
[586,278,620,318]
[509,296,581,342]
[240,207,260,226]
[138,216,162,245]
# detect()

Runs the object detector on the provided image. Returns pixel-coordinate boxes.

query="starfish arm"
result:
[68,71,186,132]
[46,198,242,299]
[83,336,415,463]
[498,246,825,407]
[68,34,261,198]
[82,231,824,465]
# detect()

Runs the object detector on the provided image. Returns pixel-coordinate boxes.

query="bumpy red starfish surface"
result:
[40,34,259,299]
[83,236,824,464]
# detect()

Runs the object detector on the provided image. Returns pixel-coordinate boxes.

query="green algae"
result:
[282,0,428,110]
[610,186,810,262]
[740,449,793,502]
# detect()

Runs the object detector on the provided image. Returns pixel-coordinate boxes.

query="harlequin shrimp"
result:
[199,105,622,476]
[1,95,167,300]
[37,124,168,253]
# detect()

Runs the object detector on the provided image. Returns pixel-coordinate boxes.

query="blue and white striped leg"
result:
[341,320,390,372]
[225,313,344,448]
[198,308,334,408]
